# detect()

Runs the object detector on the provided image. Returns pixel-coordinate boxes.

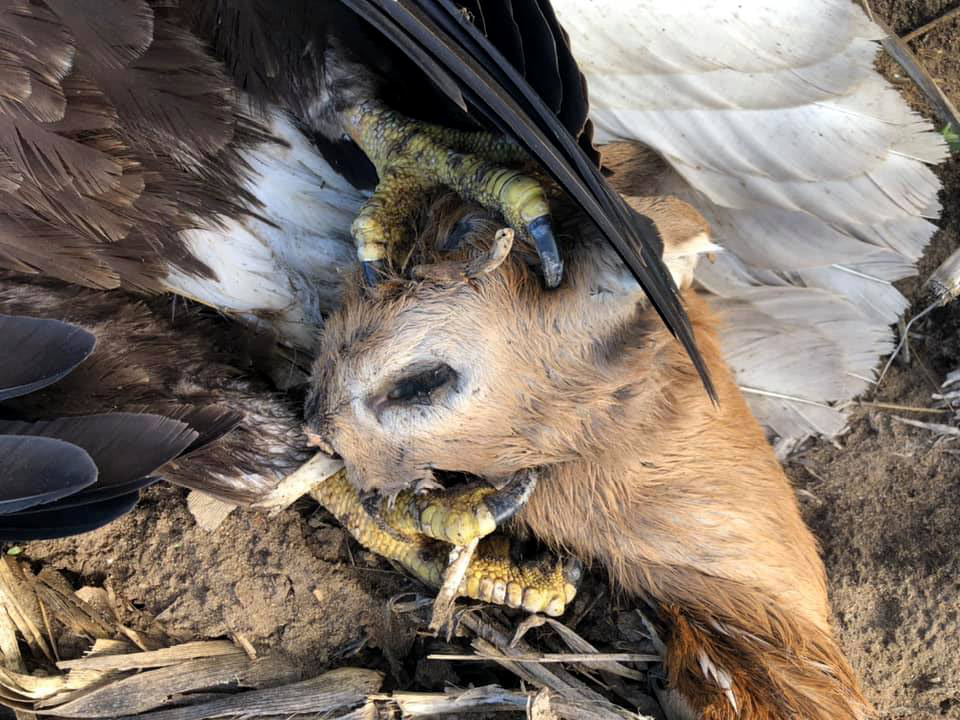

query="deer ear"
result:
[624,195,720,290]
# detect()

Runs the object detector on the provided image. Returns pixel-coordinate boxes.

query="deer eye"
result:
[386,363,457,404]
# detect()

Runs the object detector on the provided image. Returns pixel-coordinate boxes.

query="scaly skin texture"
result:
[311,468,577,615]
[341,101,555,280]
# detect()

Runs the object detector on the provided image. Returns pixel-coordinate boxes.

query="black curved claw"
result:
[483,469,539,525]
[443,214,490,251]
[359,489,408,542]
[443,218,472,251]
[528,216,563,288]
[361,260,387,286]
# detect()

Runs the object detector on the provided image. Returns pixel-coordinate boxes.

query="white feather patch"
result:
[554,0,946,443]
[163,108,364,348]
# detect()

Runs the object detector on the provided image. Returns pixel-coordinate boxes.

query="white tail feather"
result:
[555,0,946,443]
[163,108,364,348]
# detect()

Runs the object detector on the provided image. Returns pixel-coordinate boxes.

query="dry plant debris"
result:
[0,554,661,719]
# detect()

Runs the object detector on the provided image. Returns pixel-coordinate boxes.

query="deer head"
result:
[304,147,717,498]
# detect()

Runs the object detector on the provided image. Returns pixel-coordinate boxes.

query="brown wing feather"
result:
[0,1,267,294]
[89,18,239,160]
[0,216,120,289]
[42,0,154,70]
[0,2,74,122]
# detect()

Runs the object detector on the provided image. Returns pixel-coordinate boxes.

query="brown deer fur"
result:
[306,146,869,720]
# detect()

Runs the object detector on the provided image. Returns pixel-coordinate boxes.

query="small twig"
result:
[428,652,659,664]
[876,301,940,387]
[849,401,949,415]
[903,6,960,42]
[891,416,960,436]
[870,14,960,135]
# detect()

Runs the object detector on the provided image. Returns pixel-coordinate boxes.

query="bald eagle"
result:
[0,1,946,537]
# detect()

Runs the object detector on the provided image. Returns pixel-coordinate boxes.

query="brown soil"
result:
[785,3,960,718]
[14,3,960,718]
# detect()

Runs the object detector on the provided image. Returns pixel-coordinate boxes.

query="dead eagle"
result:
[0,1,948,720]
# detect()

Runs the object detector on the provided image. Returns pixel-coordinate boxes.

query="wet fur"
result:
[307,146,869,719]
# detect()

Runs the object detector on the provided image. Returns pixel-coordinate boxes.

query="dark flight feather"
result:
[1,273,307,511]
[340,0,716,399]
[155,406,245,455]
[0,435,97,514]
[476,0,525,73]
[14,476,159,513]
[0,314,95,401]
[0,413,199,487]
[0,311,206,537]
[0,491,142,541]
[508,0,562,115]
[0,280,300,538]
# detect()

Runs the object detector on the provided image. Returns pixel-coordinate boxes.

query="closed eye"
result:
[386,363,457,405]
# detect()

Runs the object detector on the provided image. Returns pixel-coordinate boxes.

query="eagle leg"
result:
[383,470,537,545]
[312,468,578,616]
[458,535,581,616]
[342,101,561,286]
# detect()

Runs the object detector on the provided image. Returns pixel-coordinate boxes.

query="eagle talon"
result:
[458,536,579,617]
[341,101,563,286]
[361,260,387,287]
[391,469,537,546]
[311,470,577,616]
[483,469,538,525]
[528,216,563,288]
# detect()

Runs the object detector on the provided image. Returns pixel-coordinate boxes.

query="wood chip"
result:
[0,560,53,664]
[38,654,258,717]
[83,640,136,659]
[186,492,236,532]
[384,685,528,716]
[92,668,383,720]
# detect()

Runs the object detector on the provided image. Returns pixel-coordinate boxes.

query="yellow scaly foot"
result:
[311,468,579,616]
[340,100,562,287]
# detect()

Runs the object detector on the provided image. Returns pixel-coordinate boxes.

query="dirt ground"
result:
[785,2,960,718]
[11,2,960,719]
